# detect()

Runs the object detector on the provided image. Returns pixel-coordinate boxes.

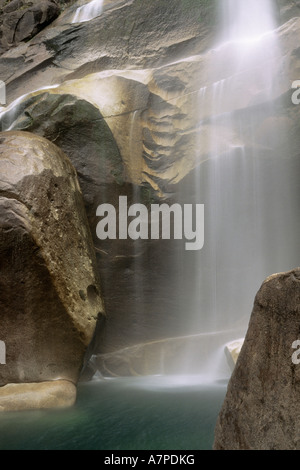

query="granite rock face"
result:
[0,0,219,104]
[278,0,300,23]
[1,13,300,354]
[0,91,124,201]
[2,10,300,196]
[0,0,299,360]
[0,0,60,54]
[0,0,291,104]
[0,131,105,386]
[214,269,300,450]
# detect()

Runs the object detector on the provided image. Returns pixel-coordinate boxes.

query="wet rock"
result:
[0,381,77,412]
[2,17,300,196]
[214,269,300,450]
[0,0,60,53]
[0,1,298,360]
[0,0,219,103]
[224,339,244,372]
[1,14,300,356]
[278,0,300,24]
[0,131,105,386]
[0,92,124,199]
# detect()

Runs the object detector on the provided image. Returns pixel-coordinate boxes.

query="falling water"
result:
[0,1,296,385]
[0,85,60,131]
[72,0,104,23]
[0,1,296,452]
[221,0,277,42]
[188,0,297,373]
[0,80,6,106]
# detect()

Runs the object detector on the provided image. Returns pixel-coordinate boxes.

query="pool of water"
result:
[0,376,227,450]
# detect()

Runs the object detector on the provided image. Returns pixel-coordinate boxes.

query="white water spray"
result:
[0,85,60,131]
[221,0,277,43]
[72,0,104,23]
[0,2,295,386]
[182,0,297,381]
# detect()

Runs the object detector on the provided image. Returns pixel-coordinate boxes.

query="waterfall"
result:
[72,0,104,23]
[221,0,277,42]
[188,0,296,365]
[0,1,296,384]
[0,85,59,131]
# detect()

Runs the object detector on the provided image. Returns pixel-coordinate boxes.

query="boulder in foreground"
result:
[214,269,300,450]
[0,131,105,387]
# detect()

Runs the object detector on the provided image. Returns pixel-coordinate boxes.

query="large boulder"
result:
[0,92,125,200]
[0,381,77,412]
[0,131,105,388]
[214,269,300,450]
